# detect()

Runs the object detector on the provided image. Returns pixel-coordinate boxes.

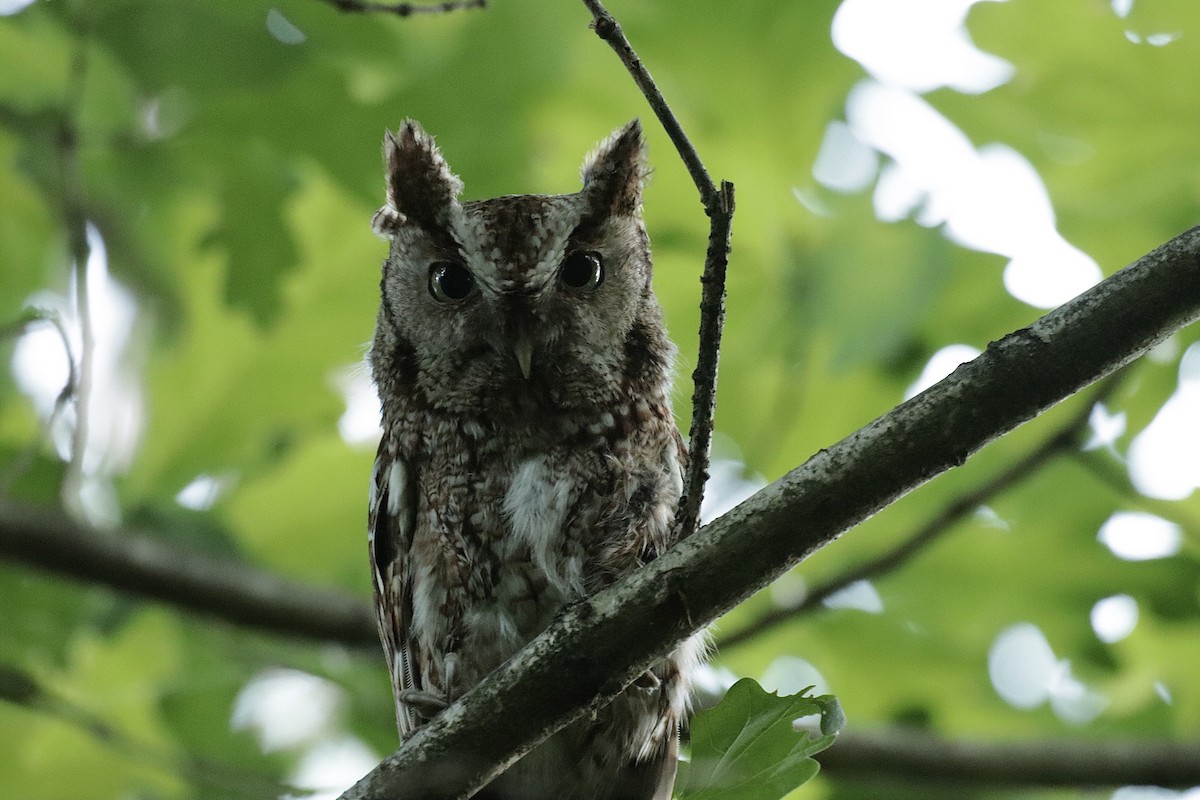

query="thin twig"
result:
[581,0,735,542]
[718,373,1125,650]
[0,309,78,492]
[581,0,718,206]
[1071,449,1200,533]
[0,312,42,341]
[57,17,94,517]
[679,182,733,538]
[324,0,486,16]
[0,309,79,422]
[37,310,80,434]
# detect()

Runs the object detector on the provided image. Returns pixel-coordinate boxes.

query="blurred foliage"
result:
[1,1,1199,798]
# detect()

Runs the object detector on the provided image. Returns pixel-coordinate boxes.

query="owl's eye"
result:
[559,251,604,292]
[428,261,475,303]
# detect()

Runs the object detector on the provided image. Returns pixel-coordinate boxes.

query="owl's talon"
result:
[397,689,449,719]
[397,653,460,720]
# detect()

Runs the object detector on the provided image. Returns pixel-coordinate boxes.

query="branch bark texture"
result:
[337,227,1200,799]
[0,500,378,648]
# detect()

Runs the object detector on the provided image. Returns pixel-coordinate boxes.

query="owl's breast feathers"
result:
[371,399,696,796]
[384,394,682,652]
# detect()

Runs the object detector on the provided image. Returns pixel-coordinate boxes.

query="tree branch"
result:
[56,15,94,519]
[0,309,78,494]
[0,499,379,649]
[716,372,1123,650]
[4,229,1200,795]
[581,0,735,542]
[820,730,1200,789]
[581,0,719,206]
[1072,448,1200,534]
[676,184,733,539]
[323,0,486,17]
[333,226,1200,798]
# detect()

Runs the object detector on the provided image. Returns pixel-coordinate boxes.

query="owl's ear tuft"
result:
[581,120,647,216]
[370,205,406,239]
[378,120,463,235]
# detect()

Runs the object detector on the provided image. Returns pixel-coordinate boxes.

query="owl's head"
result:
[370,120,672,420]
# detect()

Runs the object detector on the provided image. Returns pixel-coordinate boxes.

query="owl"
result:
[367,119,705,800]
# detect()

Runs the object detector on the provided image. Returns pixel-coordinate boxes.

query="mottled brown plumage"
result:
[368,120,704,799]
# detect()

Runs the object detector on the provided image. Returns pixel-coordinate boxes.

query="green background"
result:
[2,1,1198,798]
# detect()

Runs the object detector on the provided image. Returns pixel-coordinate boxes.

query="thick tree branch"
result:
[717,373,1122,650]
[820,730,1200,789]
[0,500,379,649]
[334,226,1200,799]
[582,0,735,542]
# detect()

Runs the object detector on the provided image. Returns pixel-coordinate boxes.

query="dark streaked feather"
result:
[369,440,421,736]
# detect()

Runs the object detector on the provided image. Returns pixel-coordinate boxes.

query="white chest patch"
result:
[503,455,582,597]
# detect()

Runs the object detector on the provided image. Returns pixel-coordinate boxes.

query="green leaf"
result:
[201,142,301,327]
[677,678,839,800]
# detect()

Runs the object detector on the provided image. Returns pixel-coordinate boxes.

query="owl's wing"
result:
[368,441,421,737]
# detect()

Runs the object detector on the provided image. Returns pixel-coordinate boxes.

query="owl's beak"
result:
[512,332,534,380]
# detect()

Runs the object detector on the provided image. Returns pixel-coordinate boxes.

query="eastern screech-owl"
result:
[367,119,704,800]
